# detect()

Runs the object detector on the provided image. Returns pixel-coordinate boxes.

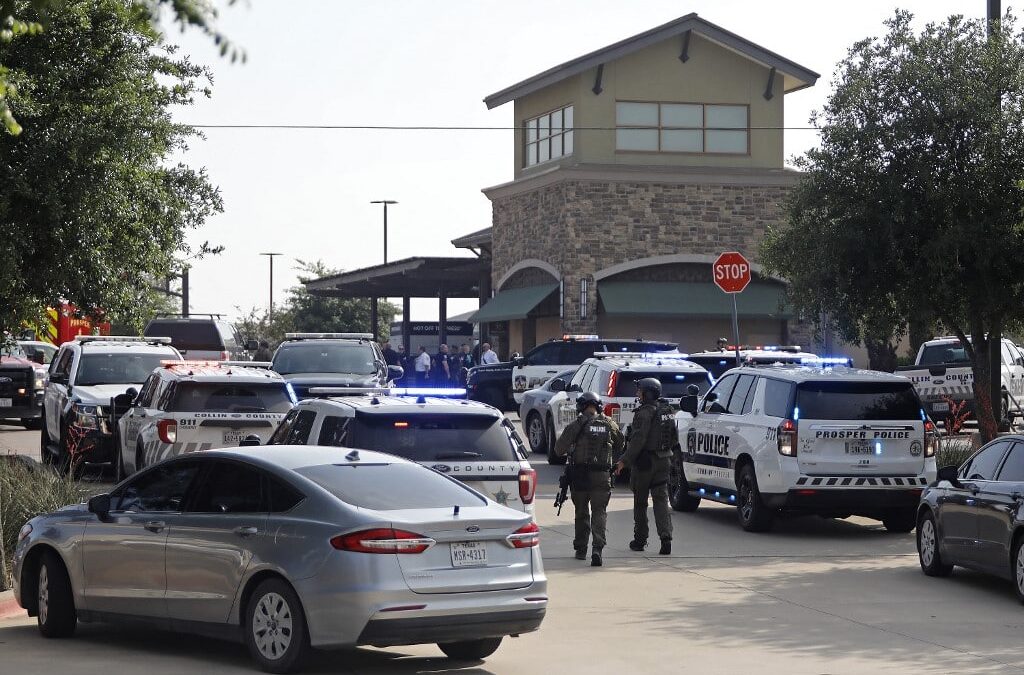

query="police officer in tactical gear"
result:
[554,391,624,567]
[615,377,675,555]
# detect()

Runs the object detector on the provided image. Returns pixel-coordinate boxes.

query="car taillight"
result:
[606,370,618,397]
[220,351,230,360]
[506,522,540,548]
[778,419,797,456]
[157,419,177,444]
[924,420,938,458]
[603,403,621,419]
[518,468,537,504]
[330,528,435,554]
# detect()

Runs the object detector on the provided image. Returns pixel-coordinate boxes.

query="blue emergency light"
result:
[390,387,468,398]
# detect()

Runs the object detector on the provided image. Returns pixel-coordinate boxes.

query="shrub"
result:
[937,436,974,470]
[0,456,95,590]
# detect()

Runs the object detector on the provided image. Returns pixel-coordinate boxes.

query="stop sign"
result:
[713,251,752,293]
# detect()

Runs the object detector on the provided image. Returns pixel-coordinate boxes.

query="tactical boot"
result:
[659,539,671,555]
[629,540,646,551]
[591,551,603,567]
[574,548,587,560]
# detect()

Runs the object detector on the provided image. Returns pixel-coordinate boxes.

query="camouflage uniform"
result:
[554,411,624,554]
[620,400,675,546]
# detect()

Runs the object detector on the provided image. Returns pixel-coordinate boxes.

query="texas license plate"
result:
[932,402,950,412]
[845,441,873,455]
[450,541,487,567]
[223,431,245,445]
[0,398,10,407]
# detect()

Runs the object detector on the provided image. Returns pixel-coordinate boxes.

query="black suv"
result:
[271,333,403,399]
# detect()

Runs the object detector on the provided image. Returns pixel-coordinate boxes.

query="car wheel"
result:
[56,422,74,477]
[669,451,700,512]
[438,637,503,660]
[917,511,953,577]
[245,578,309,674]
[1014,536,1024,603]
[883,508,917,533]
[114,430,125,483]
[525,412,548,454]
[21,418,42,430]
[37,551,76,638]
[40,410,53,466]
[736,464,773,532]
[546,417,566,465]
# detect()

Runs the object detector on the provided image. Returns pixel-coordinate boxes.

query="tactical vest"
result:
[656,398,677,456]
[573,415,615,470]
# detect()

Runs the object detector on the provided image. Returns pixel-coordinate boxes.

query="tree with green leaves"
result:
[0,0,223,336]
[762,11,1024,441]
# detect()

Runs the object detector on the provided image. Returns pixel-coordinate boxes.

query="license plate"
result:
[0,398,10,407]
[450,541,487,568]
[223,431,245,445]
[845,441,873,455]
[932,402,950,412]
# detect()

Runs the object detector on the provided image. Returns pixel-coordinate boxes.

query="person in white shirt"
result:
[479,343,500,365]
[414,346,432,385]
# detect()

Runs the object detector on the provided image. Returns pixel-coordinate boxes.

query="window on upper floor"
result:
[615,101,749,155]
[524,105,574,167]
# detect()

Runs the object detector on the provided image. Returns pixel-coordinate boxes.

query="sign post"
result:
[712,251,752,366]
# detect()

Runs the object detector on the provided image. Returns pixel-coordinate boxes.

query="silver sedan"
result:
[13,446,547,673]
[519,368,576,458]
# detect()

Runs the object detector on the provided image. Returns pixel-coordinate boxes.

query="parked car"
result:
[18,340,58,366]
[917,434,1024,601]
[1,342,47,429]
[13,446,547,673]
[519,368,576,455]
[271,333,402,399]
[143,314,257,361]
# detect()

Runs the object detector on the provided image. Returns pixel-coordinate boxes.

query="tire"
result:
[1013,535,1024,603]
[917,511,953,577]
[40,410,54,467]
[736,464,773,532]
[883,508,917,533]
[438,637,503,660]
[245,578,309,674]
[37,550,77,638]
[21,418,42,430]
[546,417,566,465]
[525,412,548,454]
[669,451,700,512]
[56,422,73,477]
[114,429,126,484]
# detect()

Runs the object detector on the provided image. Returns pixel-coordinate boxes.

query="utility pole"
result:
[988,0,1001,35]
[259,253,283,323]
[181,266,190,317]
[369,200,398,264]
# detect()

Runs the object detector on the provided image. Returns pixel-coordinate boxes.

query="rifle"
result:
[554,453,574,516]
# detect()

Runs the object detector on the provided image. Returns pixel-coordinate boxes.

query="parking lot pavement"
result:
[0,423,40,462]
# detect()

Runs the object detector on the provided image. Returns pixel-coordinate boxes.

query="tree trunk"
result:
[967,320,1000,443]
[908,313,935,359]
[865,338,898,372]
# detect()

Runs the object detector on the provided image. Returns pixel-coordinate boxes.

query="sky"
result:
[169,0,990,324]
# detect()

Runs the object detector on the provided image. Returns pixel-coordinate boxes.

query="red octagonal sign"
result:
[713,251,752,294]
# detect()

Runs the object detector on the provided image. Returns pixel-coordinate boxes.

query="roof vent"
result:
[345,450,360,461]
[371,397,380,405]
[417,395,427,404]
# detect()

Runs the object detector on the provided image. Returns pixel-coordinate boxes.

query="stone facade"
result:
[489,169,796,335]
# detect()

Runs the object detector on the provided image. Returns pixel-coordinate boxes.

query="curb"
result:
[0,589,25,620]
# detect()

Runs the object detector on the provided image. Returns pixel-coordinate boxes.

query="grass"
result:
[936,435,974,469]
[0,456,99,591]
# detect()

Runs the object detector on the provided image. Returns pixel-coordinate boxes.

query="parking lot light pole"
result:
[369,200,397,264]
[259,253,283,323]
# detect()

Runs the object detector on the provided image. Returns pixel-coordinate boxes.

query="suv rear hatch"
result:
[145,320,225,359]
[167,382,292,447]
[349,411,531,512]
[795,380,926,476]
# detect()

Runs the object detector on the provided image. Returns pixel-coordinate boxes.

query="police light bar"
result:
[800,356,854,366]
[306,387,390,397]
[728,344,803,353]
[76,335,172,345]
[559,334,599,340]
[284,332,374,340]
[390,387,468,398]
[592,351,691,360]
[224,361,273,369]
[162,359,220,367]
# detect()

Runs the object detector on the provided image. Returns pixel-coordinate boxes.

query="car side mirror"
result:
[245,339,259,352]
[549,378,566,392]
[679,395,699,415]
[568,383,583,393]
[239,434,262,447]
[49,373,66,385]
[937,465,962,487]
[388,365,404,381]
[701,392,719,412]
[88,493,111,518]
[512,356,526,368]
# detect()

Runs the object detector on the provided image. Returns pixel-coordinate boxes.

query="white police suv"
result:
[673,365,937,532]
[265,388,537,514]
[547,353,712,464]
[116,360,295,480]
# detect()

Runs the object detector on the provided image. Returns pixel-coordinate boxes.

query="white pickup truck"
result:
[896,336,1024,424]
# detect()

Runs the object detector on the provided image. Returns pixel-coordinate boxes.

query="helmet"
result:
[636,377,662,402]
[577,391,602,413]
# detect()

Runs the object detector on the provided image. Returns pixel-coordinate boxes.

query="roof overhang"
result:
[305,257,489,299]
[484,13,819,109]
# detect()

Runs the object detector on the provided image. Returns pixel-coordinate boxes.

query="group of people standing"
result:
[381,339,501,387]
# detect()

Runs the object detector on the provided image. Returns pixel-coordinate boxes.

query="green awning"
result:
[598,281,790,318]
[470,284,559,322]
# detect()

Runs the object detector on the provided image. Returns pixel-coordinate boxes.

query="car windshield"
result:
[20,343,56,364]
[169,382,294,413]
[295,462,486,510]
[76,353,170,385]
[918,343,970,366]
[795,381,922,421]
[1,343,27,359]
[348,413,516,462]
[614,371,711,397]
[273,342,377,375]
[145,321,221,351]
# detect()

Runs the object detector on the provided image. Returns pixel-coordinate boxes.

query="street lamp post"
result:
[259,252,283,322]
[369,200,397,264]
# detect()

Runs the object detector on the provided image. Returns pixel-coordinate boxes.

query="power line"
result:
[182,123,822,131]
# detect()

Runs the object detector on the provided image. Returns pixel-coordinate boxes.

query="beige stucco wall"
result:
[513,33,784,178]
